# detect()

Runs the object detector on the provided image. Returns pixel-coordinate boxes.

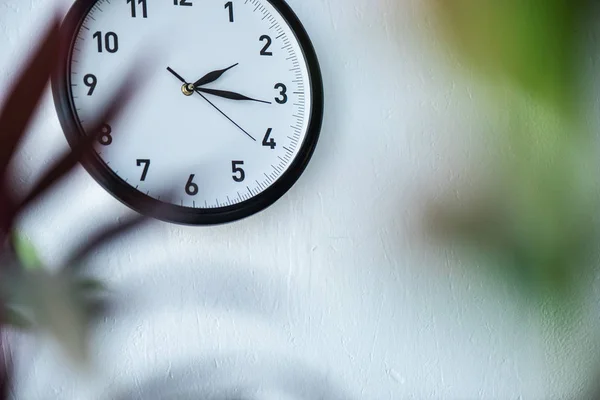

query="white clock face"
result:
[60,0,322,223]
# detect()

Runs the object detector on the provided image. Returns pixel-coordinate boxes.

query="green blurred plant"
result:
[430,0,589,114]
[424,0,599,302]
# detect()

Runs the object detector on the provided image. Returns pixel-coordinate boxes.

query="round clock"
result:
[52,0,323,225]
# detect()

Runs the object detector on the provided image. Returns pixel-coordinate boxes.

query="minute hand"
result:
[196,87,272,104]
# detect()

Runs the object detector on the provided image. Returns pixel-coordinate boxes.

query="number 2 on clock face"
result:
[54,0,323,225]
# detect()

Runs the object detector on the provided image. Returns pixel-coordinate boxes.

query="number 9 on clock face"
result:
[52,0,324,225]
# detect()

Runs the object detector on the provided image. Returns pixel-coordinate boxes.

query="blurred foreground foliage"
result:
[425,0,600,304]
[431,0,590,113]
[0,13,150,398]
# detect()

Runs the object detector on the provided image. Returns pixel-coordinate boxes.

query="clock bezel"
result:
[52,0,324,226]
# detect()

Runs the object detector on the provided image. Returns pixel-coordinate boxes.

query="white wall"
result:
[1,0,597,398]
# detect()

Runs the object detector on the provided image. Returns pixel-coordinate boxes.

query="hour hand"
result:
[193,63,238,87]
[196,87,271,104]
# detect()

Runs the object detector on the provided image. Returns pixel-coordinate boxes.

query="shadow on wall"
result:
[109,354,352,400]
[107,260,291,321]
[77,258,354,398]
[83,260,351,399]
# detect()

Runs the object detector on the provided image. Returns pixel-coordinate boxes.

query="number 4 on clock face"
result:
[262,128,276,149]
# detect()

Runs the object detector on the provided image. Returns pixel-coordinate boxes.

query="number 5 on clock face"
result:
[53,0,324,225]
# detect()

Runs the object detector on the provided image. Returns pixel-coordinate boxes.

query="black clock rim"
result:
[52,0,324,226]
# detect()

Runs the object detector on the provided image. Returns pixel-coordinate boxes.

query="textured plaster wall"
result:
[1,0,597,398]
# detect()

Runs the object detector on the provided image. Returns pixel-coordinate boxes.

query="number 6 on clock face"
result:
[52,0,324,225]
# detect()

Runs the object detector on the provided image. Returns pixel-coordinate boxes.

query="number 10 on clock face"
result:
[53,0,323,224]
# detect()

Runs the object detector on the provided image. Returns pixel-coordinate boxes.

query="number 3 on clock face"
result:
[52,0,324,225]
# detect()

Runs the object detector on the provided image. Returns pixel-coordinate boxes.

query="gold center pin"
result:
[181,83,195,96]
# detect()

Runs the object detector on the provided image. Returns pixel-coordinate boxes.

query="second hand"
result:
[196,90,256,141]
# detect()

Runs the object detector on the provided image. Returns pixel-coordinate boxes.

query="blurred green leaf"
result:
[11,233,42,271]
[1,268,109,364]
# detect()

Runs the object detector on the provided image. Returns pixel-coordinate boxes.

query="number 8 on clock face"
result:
[52,0,324,225]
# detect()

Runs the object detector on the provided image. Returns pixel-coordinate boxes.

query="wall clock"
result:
[52,0,323,225]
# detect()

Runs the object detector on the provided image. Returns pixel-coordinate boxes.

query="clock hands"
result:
[192,64,270,104]
[193,63,238,87]
[195,87,271,104]
[195,91,256,141]
[169,65,270,104]
[166,66,257,142]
